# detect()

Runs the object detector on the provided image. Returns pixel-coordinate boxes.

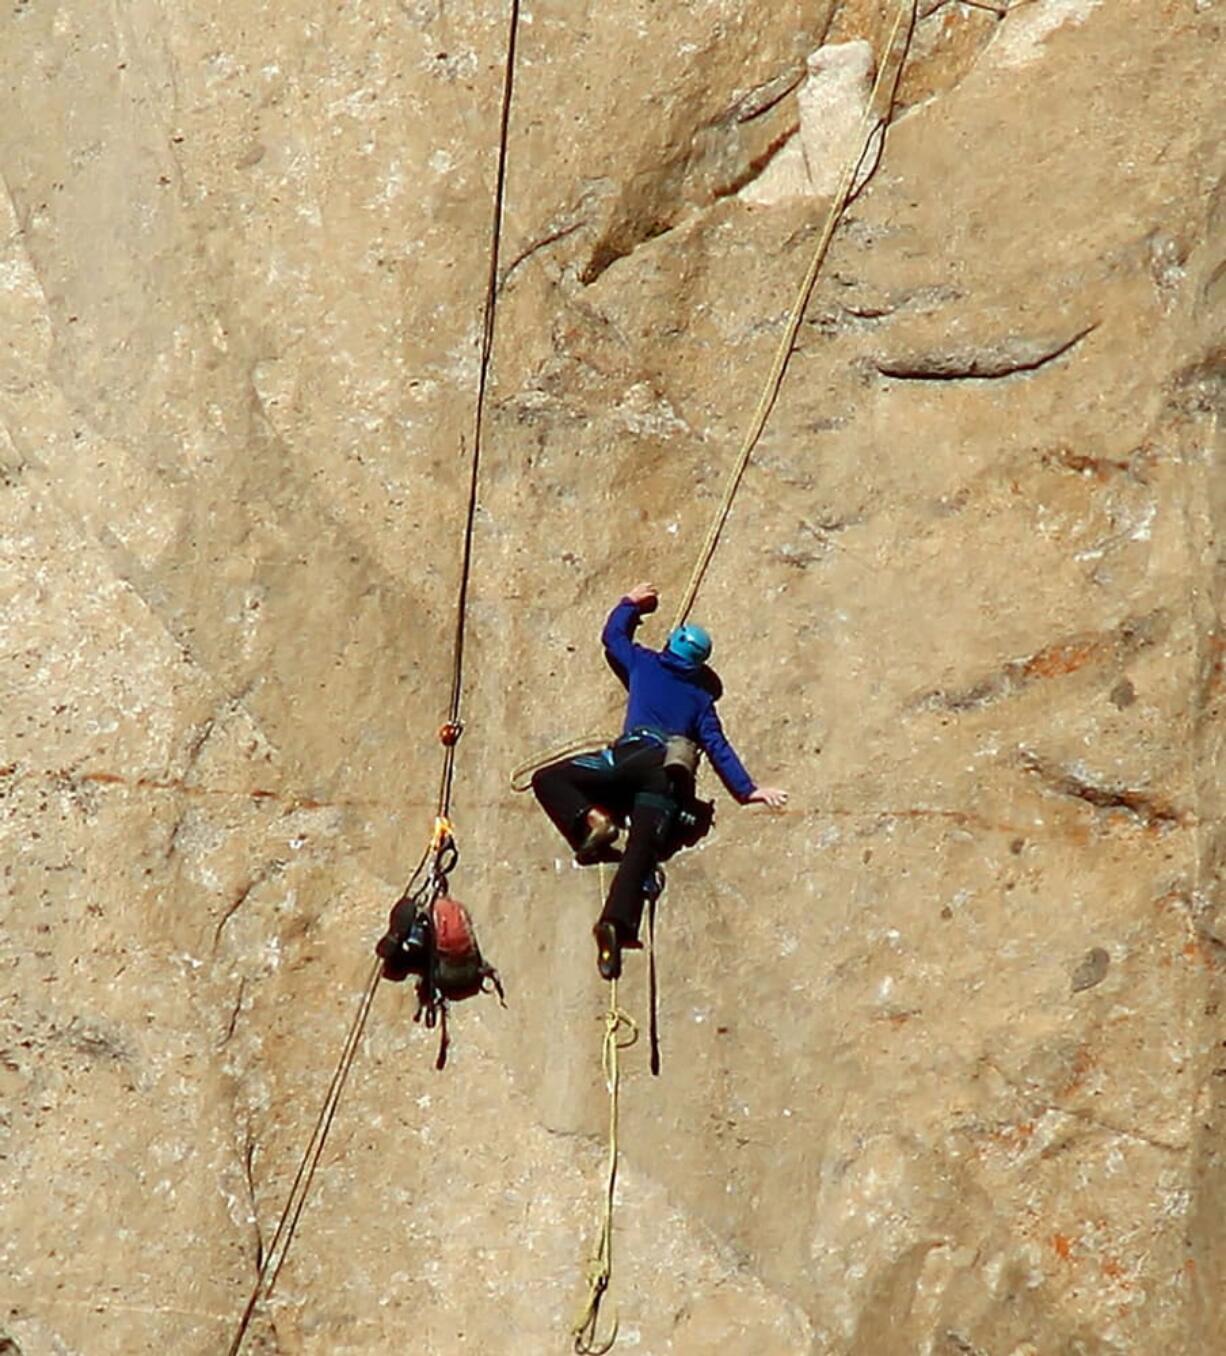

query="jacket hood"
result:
[659,648,702,678]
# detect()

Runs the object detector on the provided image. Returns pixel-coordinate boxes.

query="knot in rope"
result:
[430,815,455,854]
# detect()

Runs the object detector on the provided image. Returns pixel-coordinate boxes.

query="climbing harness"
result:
[569,5,919,1348]
[224,4,522,1352]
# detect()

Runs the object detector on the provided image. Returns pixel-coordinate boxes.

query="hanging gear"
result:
[224,2,523,1349]
[431,895,500,1002]
[655,735,715,859]
[375,824,504,1067]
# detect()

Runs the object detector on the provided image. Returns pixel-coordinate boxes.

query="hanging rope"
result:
[225,958,383,1356]
[437,0,523,821]
[225,5,523,1351]
[572,879,639,1355]
[672,0,917,630]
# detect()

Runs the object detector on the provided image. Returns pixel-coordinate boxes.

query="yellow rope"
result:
[572,870,639,1355]
[509,732,616,793]
[672,0,917,630]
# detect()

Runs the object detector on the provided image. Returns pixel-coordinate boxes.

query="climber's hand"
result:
[626,582,659,612]
[748,786,788,809]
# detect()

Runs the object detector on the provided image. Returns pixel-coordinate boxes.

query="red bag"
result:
[430,896,490,1001]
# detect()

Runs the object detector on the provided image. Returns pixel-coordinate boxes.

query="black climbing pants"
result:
[531,735,673,940]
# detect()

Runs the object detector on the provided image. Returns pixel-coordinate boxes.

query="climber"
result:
[532,583,788,980]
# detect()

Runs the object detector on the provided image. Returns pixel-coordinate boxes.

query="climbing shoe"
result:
[575,808,619,865]
[593,920,622,981]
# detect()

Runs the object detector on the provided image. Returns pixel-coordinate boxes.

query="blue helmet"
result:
[666,622,712,668]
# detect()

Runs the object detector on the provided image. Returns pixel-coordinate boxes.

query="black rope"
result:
[437,0,522,820]
[647,894,661,1077]
[225,958,383,1356]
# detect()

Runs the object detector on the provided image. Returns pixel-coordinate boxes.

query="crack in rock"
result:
[922,0,1021,18]
[727,67,807,125]
[500,219,585,287]
[242,1127,266,1271]
[1018,749,1189,831]
[220,977,248,1048]
[803,280,966,338]
[213,860,287,952]
[876,322,1097,380]
[982,1059,1186,1152]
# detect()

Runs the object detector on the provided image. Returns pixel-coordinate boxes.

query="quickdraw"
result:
[376,823,504,1070]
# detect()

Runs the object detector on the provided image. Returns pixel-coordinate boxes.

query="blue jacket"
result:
[601,599,756,802]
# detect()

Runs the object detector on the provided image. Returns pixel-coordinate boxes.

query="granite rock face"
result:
[1,2,1222,1354]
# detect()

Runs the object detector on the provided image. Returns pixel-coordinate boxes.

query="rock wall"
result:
[1,2,1222,1353]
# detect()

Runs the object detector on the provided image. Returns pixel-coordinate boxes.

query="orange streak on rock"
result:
[1022,638,1105,680]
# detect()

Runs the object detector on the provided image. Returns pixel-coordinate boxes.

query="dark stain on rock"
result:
[1170,345,1226,417]
[1071,947,1111,993]
[1109,678,1137,708]
[59,1016,132,1065]
[1196,628,1226,710]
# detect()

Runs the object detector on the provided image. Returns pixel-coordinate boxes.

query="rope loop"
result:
[572,975,633,1355]
[509,731,616,793]
[601,1003,638,1086]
